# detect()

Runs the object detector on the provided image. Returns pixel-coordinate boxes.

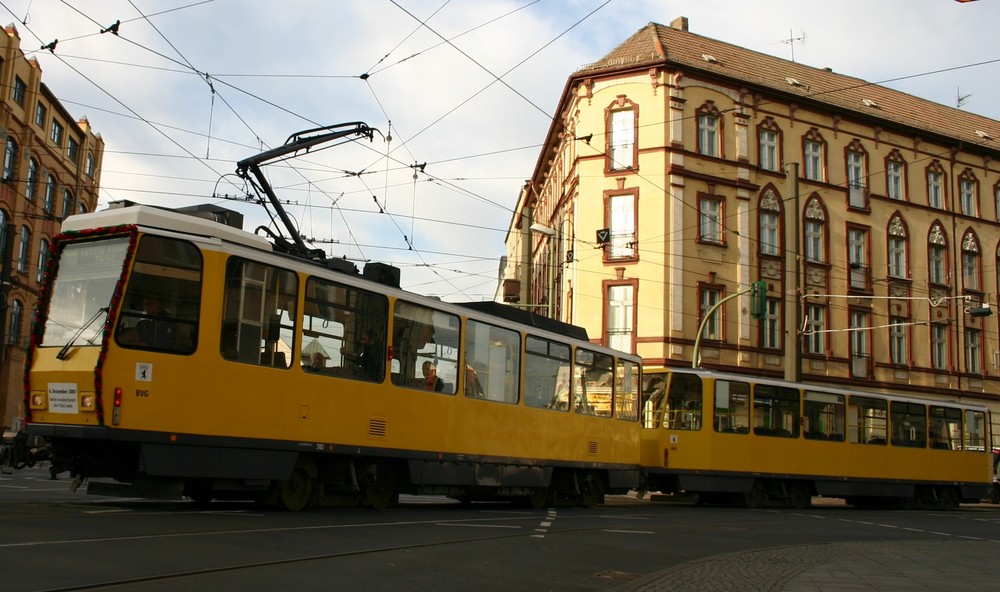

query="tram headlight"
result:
[81,395,96,410]
[30,393,46,409]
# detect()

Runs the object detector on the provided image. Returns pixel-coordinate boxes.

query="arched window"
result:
[697,102,722,157]
[885,150,906,201]
[803,197,826,262]
[887,215,908,278]
[25,157,38,201]
[3,137,17,181]
[606,97,637,171]
[758,118,781,172]
[962,230,981,292]
[926,161,946,209]
[759,189,781,256]
[16,225,30,272]
[36,238,50,284]
[8,299,23,345]
[61,189,73,219]
[44,174,56,213]
[928,223,948,286]
[959,169,979,217]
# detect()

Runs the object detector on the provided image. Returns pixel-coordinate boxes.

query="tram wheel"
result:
[788,483,811,509]
[278,457,316,512]
[362,463,395,510]
[744,480,765,509]
[990,483,1000,505]
[579,474,603,509]
[937,488,959,511]
[524,486,552,509]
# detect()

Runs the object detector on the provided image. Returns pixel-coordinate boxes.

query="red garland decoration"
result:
[22,225,138,427]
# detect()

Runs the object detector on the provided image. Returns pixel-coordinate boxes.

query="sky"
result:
[6,0,999,302]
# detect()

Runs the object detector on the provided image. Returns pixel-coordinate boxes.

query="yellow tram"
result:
[24,205,642,509]
[639,367,992,509]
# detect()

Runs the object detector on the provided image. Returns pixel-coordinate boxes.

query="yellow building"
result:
[503,17,1000,424]
[0,24,103,429]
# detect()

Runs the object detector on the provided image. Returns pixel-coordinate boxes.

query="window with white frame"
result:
[804,304,825,354]
[759,128,778,171]
[931,323,948,370]
[606,283,634,354]
[960,175,977,216]
[700,287,722,341]
[16,225,30,272]
[759,190,780,256]
[36,238,49,284]
[698,112,719,157]
[962,231,980,292]
[609,108,635,170]
[927,166,944,209]
[804,138,823,181]
[803,198,825,262]
[847,150,865,189]
[607,192,635,259]
[886,157,904,200]
[43,175,56,213]
[850,310,871,377]
[966,328,982,374]
[848,227,869,289]
[3,137,16,181]
[928,224,948,285]
[25,157,38,201]
[887,216,907,278]
[762,298,780,349]
[889,316,908,365]
[699,195,724,244]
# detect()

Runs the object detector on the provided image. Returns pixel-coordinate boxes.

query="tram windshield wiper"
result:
[56,307,109,360]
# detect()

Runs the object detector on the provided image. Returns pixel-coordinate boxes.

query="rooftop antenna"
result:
[775,29,806,62]
[956,87,972,109]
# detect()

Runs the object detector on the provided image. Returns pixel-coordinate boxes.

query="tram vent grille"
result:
[369,417,387,438]
[588,440,598,455]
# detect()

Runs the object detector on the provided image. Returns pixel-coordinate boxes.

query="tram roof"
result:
[61,205,273,251]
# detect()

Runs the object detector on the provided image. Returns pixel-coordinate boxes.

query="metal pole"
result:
[792,163,802,383]
[692,287,752,368]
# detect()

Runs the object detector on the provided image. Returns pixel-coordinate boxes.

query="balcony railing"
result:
[849,185,867,209]
[850,354,871,378]
[606,329,634,354]
[849,264,870,291]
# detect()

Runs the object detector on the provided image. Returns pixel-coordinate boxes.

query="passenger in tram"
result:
[422,361,444,391]
[356,329,383,381]
[464,364,485,398]
[306,352,327,373]
[121,294,175,349]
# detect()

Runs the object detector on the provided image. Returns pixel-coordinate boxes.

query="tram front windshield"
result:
[41,238,130,348]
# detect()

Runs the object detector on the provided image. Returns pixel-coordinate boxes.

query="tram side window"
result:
[301,277,387,381]
[391,301,459,394]
[642,373,667,428]
[666,373,702,430]
[928,406,962,450]
[465,319,520,403]
[803,391,845,441]
[752,385,799,438]
[963,410,986,452]
[713,379,750,434]
[115,235,202,355]
[574,348,614,417]
[847,396,887,445]
[890,401,926,448]
[524,336,570,411]
[219,258,297,368]
[616,359,639,421]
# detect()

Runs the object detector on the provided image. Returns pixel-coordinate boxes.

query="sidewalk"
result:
[621,539,999,591]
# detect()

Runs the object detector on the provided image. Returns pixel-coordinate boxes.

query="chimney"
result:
[669,16,688,31]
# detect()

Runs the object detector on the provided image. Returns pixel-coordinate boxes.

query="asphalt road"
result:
[3,466,1000,591]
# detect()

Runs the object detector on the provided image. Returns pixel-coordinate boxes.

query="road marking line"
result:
[434,523,521,529]
[603,529,654,534]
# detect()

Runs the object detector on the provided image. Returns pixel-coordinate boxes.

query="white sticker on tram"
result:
[48,383,78,414]
[136,363,153,382]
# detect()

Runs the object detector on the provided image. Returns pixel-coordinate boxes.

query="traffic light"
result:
[751,280,768,320]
